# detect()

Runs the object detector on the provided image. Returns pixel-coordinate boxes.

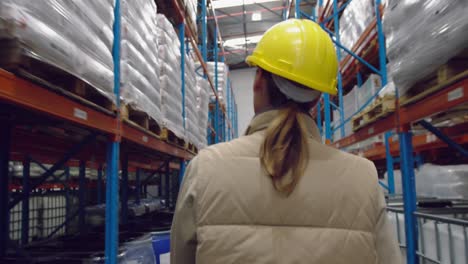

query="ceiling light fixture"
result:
[224,34,264,47]
[212,0,278,9]
[251,12,262,21]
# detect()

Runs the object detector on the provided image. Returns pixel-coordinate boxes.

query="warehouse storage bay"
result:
[0,0,467,263]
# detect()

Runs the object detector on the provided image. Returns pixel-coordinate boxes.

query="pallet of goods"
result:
[339,0,375,60]
[0,1,116,112]
[384,0,468,104]
[121,0,163,136]
[351,75,396,131]
[184,47,201,152]
[157,14,186,147]
[352,94,395,131]
[196,76,210,149]
[182,0,198,37]
[203,61,229,106]
[400,52,468,106]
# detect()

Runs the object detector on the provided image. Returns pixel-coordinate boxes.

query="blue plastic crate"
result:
[151,231,170,264]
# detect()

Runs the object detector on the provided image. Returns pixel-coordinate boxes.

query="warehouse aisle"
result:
[0,0,467,263]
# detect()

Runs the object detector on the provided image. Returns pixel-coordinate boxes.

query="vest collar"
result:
[244,110,322,141]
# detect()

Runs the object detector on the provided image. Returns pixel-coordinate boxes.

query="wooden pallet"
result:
[352,95,396,131]
[0,39,116,113]
[351,112,366,131]
[401,54,468,106]
[161,128,186,148]
[121,104,162,137]
[186,142,198,154]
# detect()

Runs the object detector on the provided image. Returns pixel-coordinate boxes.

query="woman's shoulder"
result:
[309,139,376,171]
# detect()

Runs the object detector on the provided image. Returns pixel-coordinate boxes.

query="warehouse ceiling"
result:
[211,0,317,69]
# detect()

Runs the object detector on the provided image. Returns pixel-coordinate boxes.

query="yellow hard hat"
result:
[246,19,338,95]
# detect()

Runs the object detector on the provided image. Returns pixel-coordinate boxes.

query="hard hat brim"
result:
[246,54,338,96]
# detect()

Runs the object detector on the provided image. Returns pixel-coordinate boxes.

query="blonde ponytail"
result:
[260,102,310,196]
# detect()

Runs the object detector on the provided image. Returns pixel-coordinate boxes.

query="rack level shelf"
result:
[0,69,194,160]
[361,134,468,161]
[0,69,118,135]
[333,77,468,149]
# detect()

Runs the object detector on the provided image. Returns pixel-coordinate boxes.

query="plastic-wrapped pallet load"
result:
[416,164,468,199]
[384,0,468,96]
[339,0,375,57]
[332,88,356,141]
[356,74,381,109]
[378,78,396,98]
[202,61,229,103]
[196,76,210,149]
[184,52,200,148]
[332,109,344,141]
[121,0,163,125]
[0,0,115,101]
[157,14,185,139]
[185,0,197,34]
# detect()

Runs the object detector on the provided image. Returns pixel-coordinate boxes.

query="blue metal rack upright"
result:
[204,1,238,144]
[179,21,187,184]
[104,0,121,262]
[199,0,238,144]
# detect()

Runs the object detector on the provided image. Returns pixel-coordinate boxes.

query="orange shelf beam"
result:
[122,124,193,160]
[1,69,195,161]
[363,134,468,161]
[0,69,118,135]
[333,77,468,149]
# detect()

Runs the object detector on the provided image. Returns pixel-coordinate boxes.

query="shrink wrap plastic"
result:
[185,51,200,147]
[384,0,468,96]
[196,77,210,148]
[356,74,381,109]
[185,0,197,33]
[121,0,162,124]
[0,0,115,101]
[157,14,185,139]
[384,164,468,200]
[416,164,468,200]
[339,0,375,58]
[198,61,229,103]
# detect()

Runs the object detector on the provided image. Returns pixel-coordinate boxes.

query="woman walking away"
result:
[171,19,402,264]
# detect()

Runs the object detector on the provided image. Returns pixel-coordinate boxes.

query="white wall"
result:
[230,68,256,135]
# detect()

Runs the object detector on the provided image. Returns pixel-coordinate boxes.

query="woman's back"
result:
[170,111,402,264]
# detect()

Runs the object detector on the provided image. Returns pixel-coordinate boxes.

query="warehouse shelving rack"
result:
[0,0,236,263]
[198,0,239,143]
[293,0,468,263]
